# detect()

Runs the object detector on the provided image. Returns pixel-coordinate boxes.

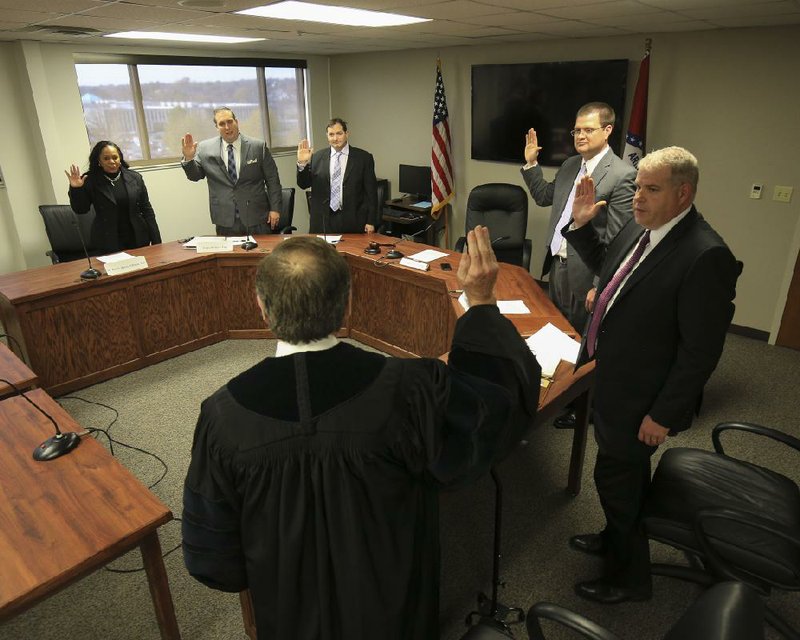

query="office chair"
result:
[454,184,531,271]
[642,422,800,639]
[277,187,296,234]
[38,204,97,264]
[526,581,765,640]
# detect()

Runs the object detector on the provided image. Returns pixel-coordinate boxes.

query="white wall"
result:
[329,26,800,336]
[0,40,332,273]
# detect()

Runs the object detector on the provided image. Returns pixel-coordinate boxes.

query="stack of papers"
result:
[457,293,531,315]
[183,236,250,248]
[525,323,581,379]
[408,249,448,263]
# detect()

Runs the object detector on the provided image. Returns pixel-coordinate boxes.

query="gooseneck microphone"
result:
[72,215,101,280]
[0,378,80,462]
[241,224,258,251]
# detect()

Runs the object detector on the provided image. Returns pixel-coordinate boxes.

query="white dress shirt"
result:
[275,334,339,357]
[221,135,242,178]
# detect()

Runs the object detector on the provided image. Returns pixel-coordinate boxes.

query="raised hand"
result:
[524,128,542,165]
[457,225,498,306]
[297,139,313,165]
[181,133,198,161]
[64,164,85,188]
[571,175,607,228]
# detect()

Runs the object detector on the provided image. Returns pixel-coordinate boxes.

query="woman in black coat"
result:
[66,140,161,253]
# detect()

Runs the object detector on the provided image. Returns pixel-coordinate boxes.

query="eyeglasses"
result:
[570,127,605,137]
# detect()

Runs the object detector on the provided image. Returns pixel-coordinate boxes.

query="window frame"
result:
[74,53,309,167]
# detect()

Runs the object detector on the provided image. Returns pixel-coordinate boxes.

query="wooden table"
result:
[0,234,593,493]
[0,342,38,397]
[0,389,180,637]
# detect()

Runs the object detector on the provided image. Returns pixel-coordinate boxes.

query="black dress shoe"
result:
[568,533,606,557]
[553,410,576,429]
[574,579,652,604]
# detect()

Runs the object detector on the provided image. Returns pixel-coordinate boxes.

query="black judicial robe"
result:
[182,305,540,640]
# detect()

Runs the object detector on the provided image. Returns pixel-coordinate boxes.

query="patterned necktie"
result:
[550,161,587,256]
[227,143,237,182]
[330,151,342,211]
[586,230,651,357]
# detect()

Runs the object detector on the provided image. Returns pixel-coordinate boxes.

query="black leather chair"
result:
[454,184,531,271]
[39,204,97,264]
[526,581,765,640]
[277,187,296,234]
[642,422,800,639]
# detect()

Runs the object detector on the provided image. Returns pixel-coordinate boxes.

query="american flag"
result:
[623,42,650,168]
[431,58,453,218]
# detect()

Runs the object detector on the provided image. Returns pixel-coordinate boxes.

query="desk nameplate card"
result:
[104,256,148,276]
[195,237,234,253]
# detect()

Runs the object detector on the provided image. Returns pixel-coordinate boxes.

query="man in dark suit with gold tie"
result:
[563,146,741,604]
[297,118,378,234]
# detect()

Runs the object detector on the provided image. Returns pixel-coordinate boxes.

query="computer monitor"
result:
[398,164,431,199]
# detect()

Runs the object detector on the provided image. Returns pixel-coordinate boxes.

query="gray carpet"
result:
[1,333,798,639]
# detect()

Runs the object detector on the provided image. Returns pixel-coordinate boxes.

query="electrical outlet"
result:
[749,184,763,199]
[774,186,793,203]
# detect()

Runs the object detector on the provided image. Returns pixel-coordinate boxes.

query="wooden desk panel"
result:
[0,390,178,637]
[0,342,38,397]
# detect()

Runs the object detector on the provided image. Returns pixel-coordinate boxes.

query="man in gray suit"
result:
[521,102,635,428]
[181,107,282,236]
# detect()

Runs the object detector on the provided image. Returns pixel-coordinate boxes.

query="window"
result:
[75,56,308,164]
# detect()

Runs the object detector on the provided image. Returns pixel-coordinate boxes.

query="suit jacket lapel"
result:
[550,156,582,237]
[589,150,612,189]
[217,137,234,184]
[611,208,699,307]
[96,173,117,205]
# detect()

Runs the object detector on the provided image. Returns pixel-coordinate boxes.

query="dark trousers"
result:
[593,411,655,590]
[548,256,589,335]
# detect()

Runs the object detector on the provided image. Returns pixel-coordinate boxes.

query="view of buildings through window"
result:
[75,61,307,164]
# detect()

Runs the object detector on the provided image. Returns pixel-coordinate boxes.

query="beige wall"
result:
[330,26,800,337]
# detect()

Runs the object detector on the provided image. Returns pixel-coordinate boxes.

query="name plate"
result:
[399,257,429,271]
[195,237,234,253]
[104,256,149,276]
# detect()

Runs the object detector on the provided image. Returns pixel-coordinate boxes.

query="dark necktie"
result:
[586,230,651,357]
[227,143,237,182]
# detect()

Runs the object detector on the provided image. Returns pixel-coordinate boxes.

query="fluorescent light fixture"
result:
[238,1,430,27]
[105,31,265,44]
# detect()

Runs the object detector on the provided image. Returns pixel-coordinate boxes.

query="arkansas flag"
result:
[431,58,454,218]
[624,48,650,168]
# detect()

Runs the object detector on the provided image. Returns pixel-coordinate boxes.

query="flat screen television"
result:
[471,59,629,167]
[398,164,432,199]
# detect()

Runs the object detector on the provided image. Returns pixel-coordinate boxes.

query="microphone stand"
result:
[0,378,80,462]
[72,215,100,280]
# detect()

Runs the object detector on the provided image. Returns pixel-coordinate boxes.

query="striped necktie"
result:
[586,230,651,357]
[227,144,237,182]
[330,152,342,211]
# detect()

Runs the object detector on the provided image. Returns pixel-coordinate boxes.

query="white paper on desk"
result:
[96,252,135,263]
[317,234,342,244]
[408,249,448,263]
[457,294,531,316]
[525,322,581,378]
[497,300,530,315]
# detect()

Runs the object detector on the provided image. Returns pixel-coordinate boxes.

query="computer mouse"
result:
[386,250,403,259]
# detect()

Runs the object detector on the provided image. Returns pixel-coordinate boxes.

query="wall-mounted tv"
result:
[471,59,629,167]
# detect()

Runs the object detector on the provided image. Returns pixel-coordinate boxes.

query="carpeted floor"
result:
[1,333,798,639]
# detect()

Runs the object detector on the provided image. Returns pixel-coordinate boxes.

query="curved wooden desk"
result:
[0,234,593,493]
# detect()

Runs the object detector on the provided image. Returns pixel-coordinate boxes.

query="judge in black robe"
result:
[182,229,540,639]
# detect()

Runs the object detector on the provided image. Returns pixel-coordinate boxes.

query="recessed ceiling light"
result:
[237,1,430,27]
[105,31,264,44]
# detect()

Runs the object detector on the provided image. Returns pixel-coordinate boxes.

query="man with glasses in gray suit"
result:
[182,106,282,236]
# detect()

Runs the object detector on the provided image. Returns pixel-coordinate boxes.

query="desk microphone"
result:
[72,216,101,280]
[0,378,80,462]
[400,219,436,243]
[241,224,258,251]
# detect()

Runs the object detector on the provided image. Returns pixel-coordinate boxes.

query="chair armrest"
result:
[694,506,800,591]
[523,239,532,273]
[712,422,800,456]
[526,602,622,640]
[279,225,297,235]
[45,249,60,265]
[454,236,466,253]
